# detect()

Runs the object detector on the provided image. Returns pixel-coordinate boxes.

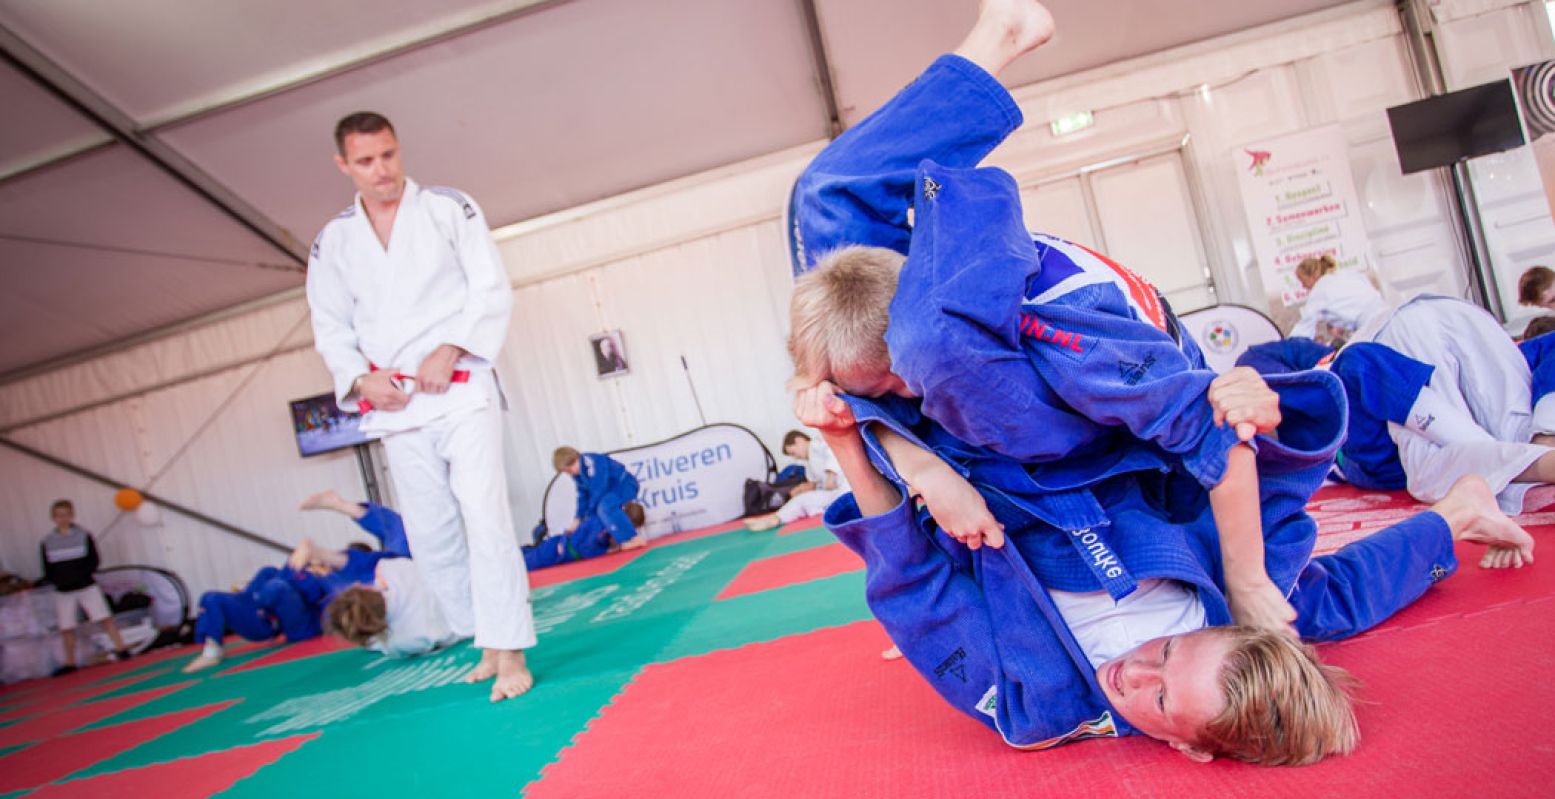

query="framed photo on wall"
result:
[590,330,629,378]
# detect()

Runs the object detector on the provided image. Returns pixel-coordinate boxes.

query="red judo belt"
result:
[355,364,471,413]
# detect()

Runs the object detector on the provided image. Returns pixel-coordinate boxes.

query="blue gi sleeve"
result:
[1020,285,1245,489]
[825,492,1000,733]
[788,54,1022,272]
[1520,331,1555,404]
[1288,512,1457,642]
[356,503,412,558]
[574,454,601,518]
[887,158,1241,486]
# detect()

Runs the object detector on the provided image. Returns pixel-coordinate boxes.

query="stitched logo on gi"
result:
[1414,413,1435,431]
[1117,355,1157,386]
[976,685,998,718]
[933,648,967,682]
[1429,564,1448,583]
[1015,712,1120,750]
[1019,313,1090,359]
[923,176,941,201]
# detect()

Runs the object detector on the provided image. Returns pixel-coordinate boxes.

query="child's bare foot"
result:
[881,645,903,661]
[953,0,1056,77]
[181,655,222,674]
[1434,475,1536,568]
[743,513,781,531]
[620,536,648,551]
[462,648,499,683]
[299,489,357,517]
[490,649,534,702]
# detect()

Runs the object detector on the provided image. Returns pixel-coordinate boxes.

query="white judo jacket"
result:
[306,178,512,434]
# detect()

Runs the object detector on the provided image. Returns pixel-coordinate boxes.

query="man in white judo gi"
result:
[305,112,536,701]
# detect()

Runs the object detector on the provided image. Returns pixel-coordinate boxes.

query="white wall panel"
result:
[1090,154,1215,312]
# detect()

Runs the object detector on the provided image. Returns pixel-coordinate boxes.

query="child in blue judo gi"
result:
[182,490,412,673]
[785,0,1535,764]
[525,447,646,570]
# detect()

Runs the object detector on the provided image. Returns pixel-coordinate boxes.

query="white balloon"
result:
[135,502,162,526]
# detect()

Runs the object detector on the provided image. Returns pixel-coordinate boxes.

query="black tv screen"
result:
[289,392,370,457]
[1388,79,1526,174]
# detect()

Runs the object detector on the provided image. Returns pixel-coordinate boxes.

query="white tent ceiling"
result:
[0,0,1354,379]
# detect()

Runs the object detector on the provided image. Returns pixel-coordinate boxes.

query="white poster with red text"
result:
[1234,125,1373,310]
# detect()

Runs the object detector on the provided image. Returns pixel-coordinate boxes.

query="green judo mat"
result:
[5,521,865,797]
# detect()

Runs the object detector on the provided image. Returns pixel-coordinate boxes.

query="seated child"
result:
[326,557,460,658]
[743,430,851,530]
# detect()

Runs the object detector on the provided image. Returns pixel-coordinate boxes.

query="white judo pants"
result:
[776,488,845,524]
[381,402,537,650]
[1372,297,1551,513]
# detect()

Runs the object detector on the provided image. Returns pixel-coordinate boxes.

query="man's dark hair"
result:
[781,430,811,450]
[334,112,396,155]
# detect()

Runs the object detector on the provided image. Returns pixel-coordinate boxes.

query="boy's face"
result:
[784,439,811,460]
[1096,628,1231,762]
[563,460,581,476]
[51,505,73,530]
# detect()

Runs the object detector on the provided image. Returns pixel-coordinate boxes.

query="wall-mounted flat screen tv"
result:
[289,392,370,457]
[1387,79,1526,174]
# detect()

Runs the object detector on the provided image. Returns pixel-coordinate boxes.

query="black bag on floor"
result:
[742,474,807,517]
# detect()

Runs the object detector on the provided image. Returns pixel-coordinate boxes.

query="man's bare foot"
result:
[1434,475,1536,568]
[953,0,1056,77]
[881,645,903,661]
[181,655,222,674]
[299,489,364,519]
[743,513,781,531]
[490,649,534,702]
[462,648,499,683]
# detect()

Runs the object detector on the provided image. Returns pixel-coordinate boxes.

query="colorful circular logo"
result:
[1204,321,1239,354]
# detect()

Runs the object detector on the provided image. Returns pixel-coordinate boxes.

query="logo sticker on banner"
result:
[541,424,774,540]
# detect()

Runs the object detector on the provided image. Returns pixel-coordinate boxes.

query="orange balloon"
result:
[113,488,143,511]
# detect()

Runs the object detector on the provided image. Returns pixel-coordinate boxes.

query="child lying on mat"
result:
[524,501,647,570]
[183,490,414,673]
[527,447,649,571]
[326,556,461,658]
[784,0,1536,765]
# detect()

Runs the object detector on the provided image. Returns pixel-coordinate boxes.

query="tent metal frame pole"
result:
[0,436,292,554]
[0,25,307,265]
[0,0,574,186]
[797,0,844,137]
[1395,0,1503,319]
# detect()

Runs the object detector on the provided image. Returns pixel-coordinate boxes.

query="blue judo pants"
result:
[193,567,321,645]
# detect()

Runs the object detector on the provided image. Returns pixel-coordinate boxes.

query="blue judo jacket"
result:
[827,371,1455,749]
[573,453,638,517]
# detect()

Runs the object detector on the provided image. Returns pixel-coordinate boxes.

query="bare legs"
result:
[952,0,1055,78]
[1433,475,1537,569]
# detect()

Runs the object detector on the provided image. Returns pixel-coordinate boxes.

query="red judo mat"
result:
[530,505,1555,797]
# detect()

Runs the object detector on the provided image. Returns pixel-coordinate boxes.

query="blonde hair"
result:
[325,586,388,647]
[1197,626,1360,766]
[552,446,580,472]
[1295,254,1338,285]
[788,245,904,383]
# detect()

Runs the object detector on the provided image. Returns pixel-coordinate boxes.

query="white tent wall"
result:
[2,0,1551,601]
